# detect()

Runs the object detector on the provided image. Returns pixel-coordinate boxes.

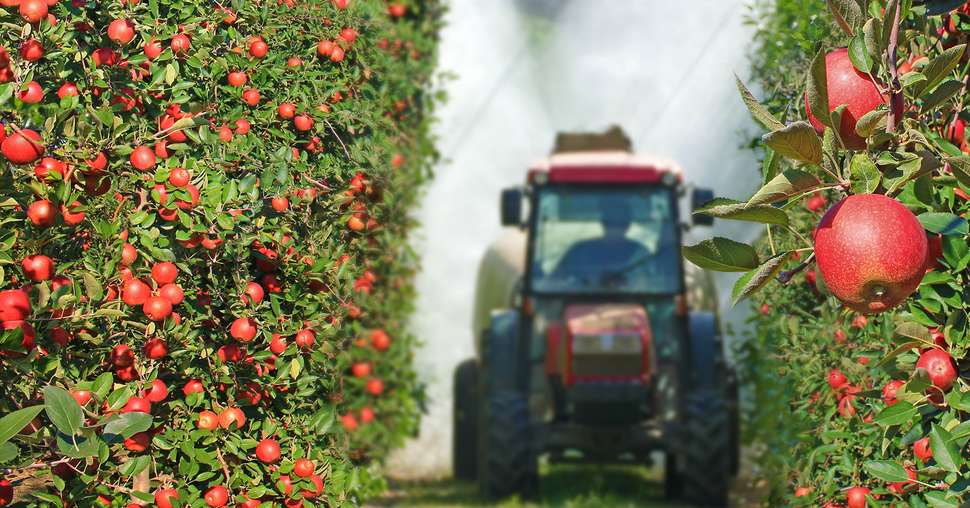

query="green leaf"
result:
[945,156,970,187]
[735,75,784,131]
[895,322,934,345]
[693,198,789,226]
[914,44,966,97]
[0,405,44,445]
[762,148,780,185]
[848,34,873,73]
[863,17,882,61]
[924,491,961,508]
[102,413,153,441]
[806,48,832,130]
[81,272,103,301]
[92,372,113,400]
[922,79,963,111]
[164,64,178,85]
[44,386,83,436]
[731,252,791,305]
[55,428,99,458]
[310,406,335,435]
[119,455,151,477]
[855,109,886,138]
[92,106,113,127]
[682,238,760,273]
[881,0,900,49]
[747,169,822,206]
[873,401,916,426]
[918,212,969,236]
[0,442,17,463]
[929,424,962,472]
[884,153,940,195]
[762,122,823,164]
[863,460,911,482]
[849,154,881,194]
[827,0,864,35]
[875,341,920,368]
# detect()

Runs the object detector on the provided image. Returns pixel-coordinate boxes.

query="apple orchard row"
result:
[0,0,433,505]
[691,5,970,505]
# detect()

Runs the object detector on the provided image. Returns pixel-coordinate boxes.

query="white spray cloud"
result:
[387,0,760,478]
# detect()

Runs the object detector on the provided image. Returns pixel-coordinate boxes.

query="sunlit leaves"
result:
[762,122,823,164]
[731,252,792,305]
[747,169,822,206]
[682,238,760,272]
[693,198,789,226]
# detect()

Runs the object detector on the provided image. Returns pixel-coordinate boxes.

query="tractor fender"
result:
[685,311,722,390]
[481,309,522,393]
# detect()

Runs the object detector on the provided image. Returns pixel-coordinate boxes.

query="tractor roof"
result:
[527,151,683,185]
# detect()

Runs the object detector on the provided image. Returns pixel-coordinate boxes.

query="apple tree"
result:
[686,0,970,506]
[0,0,441,505]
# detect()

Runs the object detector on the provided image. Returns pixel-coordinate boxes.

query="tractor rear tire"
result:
[478,390,536,499]
[727,369,741,476]
[663,451,683,500]
[679,389,730,508]
[453,359,479,481]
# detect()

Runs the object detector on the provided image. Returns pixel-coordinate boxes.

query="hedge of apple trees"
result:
[684,0,970,506]
[0,0,441,504]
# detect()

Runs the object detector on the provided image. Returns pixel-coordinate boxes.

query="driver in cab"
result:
[552,203,649,280]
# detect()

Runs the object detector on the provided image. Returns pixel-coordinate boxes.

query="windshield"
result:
[530,185,683,295]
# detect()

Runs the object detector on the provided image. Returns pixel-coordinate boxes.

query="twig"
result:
[777,253,816,284]
[886,2,904,133]
[325,120,352,160]
[132,189,150,213]
[215,446,231,484]
[303,176,332,191]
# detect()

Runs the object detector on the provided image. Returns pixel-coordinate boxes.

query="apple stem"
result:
[777,253,815,285]
[886,1,903,133]
[766,225,776,256]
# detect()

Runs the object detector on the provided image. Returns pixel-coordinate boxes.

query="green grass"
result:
[372,464,698,508]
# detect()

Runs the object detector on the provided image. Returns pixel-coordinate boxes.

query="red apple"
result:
[916,348,957,392]
[804,48,885,150]
[814,194,927,314]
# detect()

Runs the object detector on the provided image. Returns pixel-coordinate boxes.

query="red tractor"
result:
[453,128,738,506]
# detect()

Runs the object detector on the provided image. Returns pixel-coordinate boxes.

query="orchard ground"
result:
[372,454,767,508]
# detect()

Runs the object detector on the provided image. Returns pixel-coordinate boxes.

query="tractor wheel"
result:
[478,390,536,499]
[452,359,479,481]
[727,369,741,476]
[679,389,730,507]
[663,451,683,500]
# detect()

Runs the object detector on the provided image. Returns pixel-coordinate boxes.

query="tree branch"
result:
[886,2,904,132]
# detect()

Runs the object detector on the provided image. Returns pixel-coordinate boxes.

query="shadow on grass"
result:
[374,464,696,508]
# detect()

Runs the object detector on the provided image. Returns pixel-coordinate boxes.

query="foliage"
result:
[0,0,441,505]
[691,0,970,506]
[744,0,841,117]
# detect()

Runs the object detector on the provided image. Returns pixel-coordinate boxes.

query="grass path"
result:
[369,464,697,508]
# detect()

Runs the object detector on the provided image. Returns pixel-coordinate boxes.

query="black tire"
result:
[453,359,479,481]
[679,389,730,508]
[478,390,536,499]
[663,451,683,500]
[726,369,741,476]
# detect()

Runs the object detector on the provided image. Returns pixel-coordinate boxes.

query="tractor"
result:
[452,127,739,507]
